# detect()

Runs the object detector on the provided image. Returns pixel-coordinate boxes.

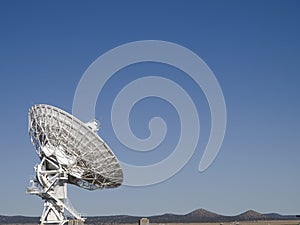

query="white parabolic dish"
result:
[29,104,123,190]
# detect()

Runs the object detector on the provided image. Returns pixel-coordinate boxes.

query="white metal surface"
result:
[27,156,83,225]
[29,104,123,189]
[27,104,123,225]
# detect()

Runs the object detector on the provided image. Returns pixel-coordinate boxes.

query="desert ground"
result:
[2,221,300,225]
[118,221,300,225]
[167,221,300,225]
[85,221,300,225]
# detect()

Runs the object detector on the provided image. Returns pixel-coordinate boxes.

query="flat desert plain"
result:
[3,221,300,225]
[120,221,300,225]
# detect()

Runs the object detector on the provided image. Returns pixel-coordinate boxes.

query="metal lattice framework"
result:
[27,104,123,225]
[29,104,123,190]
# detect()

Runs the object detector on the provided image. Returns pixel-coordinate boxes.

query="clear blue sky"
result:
[0,0,299,217]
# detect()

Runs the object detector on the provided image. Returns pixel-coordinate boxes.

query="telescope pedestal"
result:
[27,157,85,225]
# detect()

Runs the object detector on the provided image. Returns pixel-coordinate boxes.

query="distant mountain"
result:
[181,208,224,223]
[186,208,221,218]
[0,215,38,224]
[0,209,298,224]
[234,210,267,221]
[86,215,140,224]
[263,213,298,220]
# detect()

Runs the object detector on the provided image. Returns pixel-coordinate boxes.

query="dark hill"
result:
[0,209,298,224]
[235,210,267,220]
[186,208,221,218]
[0,215,38,224]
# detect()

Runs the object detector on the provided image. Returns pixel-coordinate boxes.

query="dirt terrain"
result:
[5,221,300,225]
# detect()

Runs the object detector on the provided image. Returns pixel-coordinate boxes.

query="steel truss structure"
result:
[27,104,123,225]
[27,156,84,225]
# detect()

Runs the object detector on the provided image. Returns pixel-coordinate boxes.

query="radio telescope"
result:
[26,104,123,225]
